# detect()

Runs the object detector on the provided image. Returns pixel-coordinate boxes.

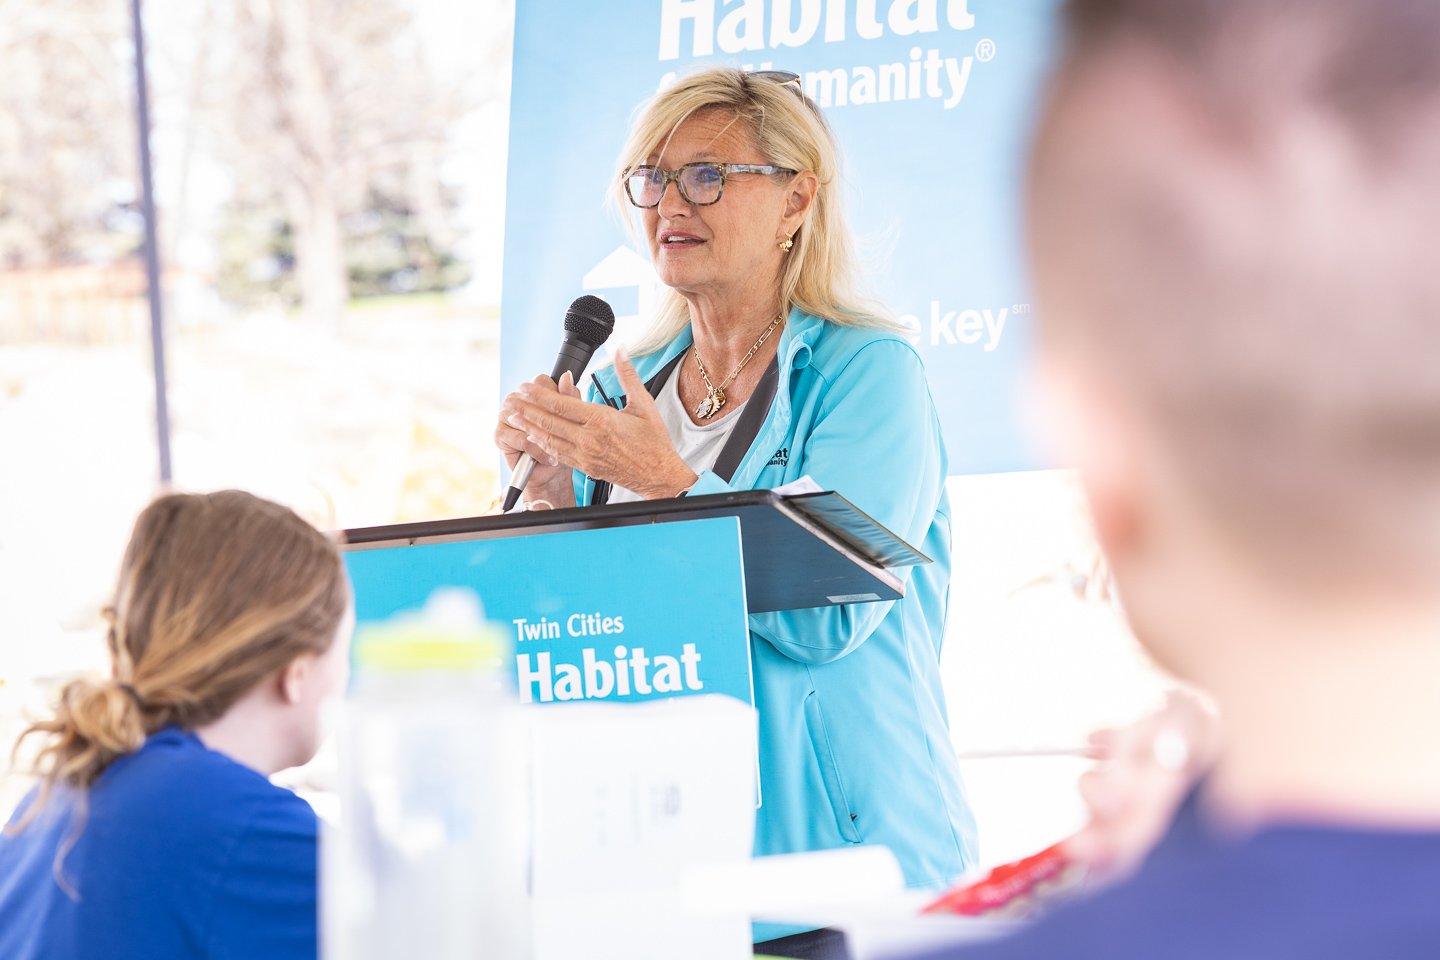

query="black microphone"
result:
[502,295,616,511]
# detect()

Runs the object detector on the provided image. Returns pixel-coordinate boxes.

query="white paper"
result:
[772,475,824,496]
[682,845,905,918]
[689,849,1015,960]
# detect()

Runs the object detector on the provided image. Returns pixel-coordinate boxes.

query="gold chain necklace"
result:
[692,313,784,420]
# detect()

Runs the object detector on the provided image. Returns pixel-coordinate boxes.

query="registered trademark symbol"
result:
[976,38,997,62]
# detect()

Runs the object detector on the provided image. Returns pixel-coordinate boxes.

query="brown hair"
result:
[1060,0,1440,130]
[12,490,349,824]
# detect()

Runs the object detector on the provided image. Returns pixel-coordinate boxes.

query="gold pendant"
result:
[695,386,726,420]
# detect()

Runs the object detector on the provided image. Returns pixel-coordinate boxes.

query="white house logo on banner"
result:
[500,0,1062,474]
[582,246,660,360]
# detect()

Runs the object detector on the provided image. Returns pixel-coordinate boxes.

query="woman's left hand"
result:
[505,348,698,500]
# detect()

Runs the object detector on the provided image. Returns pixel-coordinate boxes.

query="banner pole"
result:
[130,0,174,485]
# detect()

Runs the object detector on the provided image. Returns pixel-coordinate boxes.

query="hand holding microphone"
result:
[498,295,616,511]
[501,339,699,508]
[496,371,584,510]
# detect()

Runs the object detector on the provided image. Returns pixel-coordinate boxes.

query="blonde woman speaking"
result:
[499,67,976,957]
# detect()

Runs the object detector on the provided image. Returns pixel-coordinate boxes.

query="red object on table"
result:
[920,841,1080,918]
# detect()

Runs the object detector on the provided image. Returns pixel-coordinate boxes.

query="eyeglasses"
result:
[751,69,803,93]
[624,161,797,208]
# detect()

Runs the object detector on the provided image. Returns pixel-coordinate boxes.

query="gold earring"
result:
[779,236,794,251]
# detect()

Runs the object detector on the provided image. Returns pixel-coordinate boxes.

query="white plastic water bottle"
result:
[322,588,531,959]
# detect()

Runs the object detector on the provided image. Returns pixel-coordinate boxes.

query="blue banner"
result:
[500,0,1062,474]
[344,518,755,708]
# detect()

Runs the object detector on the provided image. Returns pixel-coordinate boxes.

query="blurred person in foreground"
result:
[499,66,975,957]
[905,0,1440,957]
[0,491,352,960]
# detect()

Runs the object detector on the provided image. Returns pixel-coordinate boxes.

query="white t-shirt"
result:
[606,355,751,504]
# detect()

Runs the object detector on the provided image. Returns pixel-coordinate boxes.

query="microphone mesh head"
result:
[564,295,616,347]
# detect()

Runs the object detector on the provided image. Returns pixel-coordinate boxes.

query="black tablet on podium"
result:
[343,490,929,614]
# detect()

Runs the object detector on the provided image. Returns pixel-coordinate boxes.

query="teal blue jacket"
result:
[578,309,977,933]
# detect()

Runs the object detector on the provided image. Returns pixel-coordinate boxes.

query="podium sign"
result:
[344,517,755,709]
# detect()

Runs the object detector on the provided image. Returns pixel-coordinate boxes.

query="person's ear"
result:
[1036,357,1146,567]
[1082,422,1144,575]
[279,653,315,706]
[781,171,818,234]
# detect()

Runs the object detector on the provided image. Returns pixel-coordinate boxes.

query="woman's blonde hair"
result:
[612,66,898,356]
[12,490,349,826]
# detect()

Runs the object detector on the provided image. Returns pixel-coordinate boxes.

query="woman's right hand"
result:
[495,373,580,510]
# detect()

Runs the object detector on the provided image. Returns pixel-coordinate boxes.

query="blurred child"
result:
[0,490,351,959]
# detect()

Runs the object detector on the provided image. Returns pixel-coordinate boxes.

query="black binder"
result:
[342,490,929,614]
